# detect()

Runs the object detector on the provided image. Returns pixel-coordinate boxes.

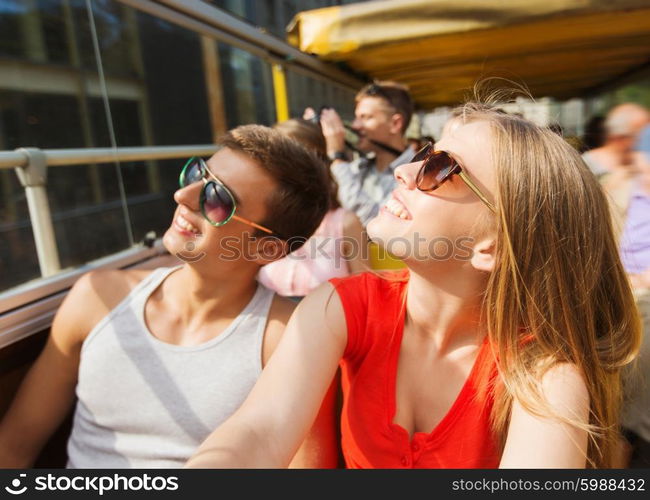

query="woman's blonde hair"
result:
[456,97,641,468]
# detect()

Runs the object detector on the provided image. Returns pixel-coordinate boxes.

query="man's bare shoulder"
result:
[55,268,155,344]
[74,268,153,309]
[261,294,298,367]
[268,294,298,325]
[260,283,346,367]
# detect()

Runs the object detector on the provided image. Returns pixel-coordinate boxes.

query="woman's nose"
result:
[394,161,420,189]
[173,181,202,210]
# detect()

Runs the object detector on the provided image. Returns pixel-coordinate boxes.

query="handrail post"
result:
[14,148,61,277]
[272,63,290,123]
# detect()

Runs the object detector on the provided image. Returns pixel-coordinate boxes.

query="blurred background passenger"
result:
[582,103,650,179]
[548,122,564,136]
[581,115,606,152]
[258,119,369,299]
[405,113,423,151]
[406,136,422,152]
[547,122,584,151]
[318,81,415,227]
[610,125,650,468]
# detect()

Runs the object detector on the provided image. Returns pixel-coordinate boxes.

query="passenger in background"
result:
[582,103,649,179]
[258,119,369,299]
[548,122,564,136]
[581,115,606,152]
[0,125,335,468]
[603,125,650,468]
[187,100,640,469]
[547,122,583,151]
[316,81,416,227]
[406,136,422,152]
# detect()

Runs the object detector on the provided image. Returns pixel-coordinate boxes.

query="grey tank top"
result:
[66,266,275,468]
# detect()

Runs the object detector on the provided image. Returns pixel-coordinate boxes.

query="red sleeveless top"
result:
[330,272,501,468]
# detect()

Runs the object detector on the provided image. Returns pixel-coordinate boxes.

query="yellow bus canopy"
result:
[287,0,650,108]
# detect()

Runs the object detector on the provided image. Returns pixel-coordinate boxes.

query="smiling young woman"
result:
[186,99,641,469]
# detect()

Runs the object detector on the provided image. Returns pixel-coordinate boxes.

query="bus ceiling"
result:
[286,0,650,108]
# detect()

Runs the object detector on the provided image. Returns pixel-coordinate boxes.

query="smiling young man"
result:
[318,81,415,226]
[0,125,334,468]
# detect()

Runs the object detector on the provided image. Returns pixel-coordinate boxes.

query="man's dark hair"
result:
[218,125,329,252]
[355,80,414,134]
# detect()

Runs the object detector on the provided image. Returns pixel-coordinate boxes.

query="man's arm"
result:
[0,273,100,467]
[0,270,149,467]
[187,282,347,468]
[499,363,590,468]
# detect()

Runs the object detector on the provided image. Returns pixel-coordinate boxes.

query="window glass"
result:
[0,0,68,64]
[218,43,275,127]
[285,69,355,122]
[0,1,212,291]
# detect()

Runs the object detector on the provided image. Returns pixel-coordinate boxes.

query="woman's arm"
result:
[499,363,590,468]
[288,374,341,468]
[186,282,347,468]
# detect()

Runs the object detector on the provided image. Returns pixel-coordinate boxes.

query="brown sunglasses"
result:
[411,143,496,213]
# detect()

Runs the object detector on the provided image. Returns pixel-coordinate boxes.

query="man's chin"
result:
[161,228,179,254]
[357,140,372,153]
[358,140,385,157]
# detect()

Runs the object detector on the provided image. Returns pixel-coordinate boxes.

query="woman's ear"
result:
[470,238,496,272]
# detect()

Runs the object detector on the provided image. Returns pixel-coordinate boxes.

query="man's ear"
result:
[251,236,288,265]
[389,113,404,136]
[470,237,496,272]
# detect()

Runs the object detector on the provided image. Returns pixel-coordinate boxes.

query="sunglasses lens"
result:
[411,143,432,163]
[202,181,234,224]
[180,158,204,187]
[417,150,457,191]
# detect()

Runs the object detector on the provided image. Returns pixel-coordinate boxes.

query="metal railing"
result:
[0,144,219,169]
[0,144,218,277]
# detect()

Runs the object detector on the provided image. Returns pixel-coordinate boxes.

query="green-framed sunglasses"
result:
[178,157,275,234]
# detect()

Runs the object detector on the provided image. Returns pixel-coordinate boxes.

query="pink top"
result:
[258,208,351,297]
